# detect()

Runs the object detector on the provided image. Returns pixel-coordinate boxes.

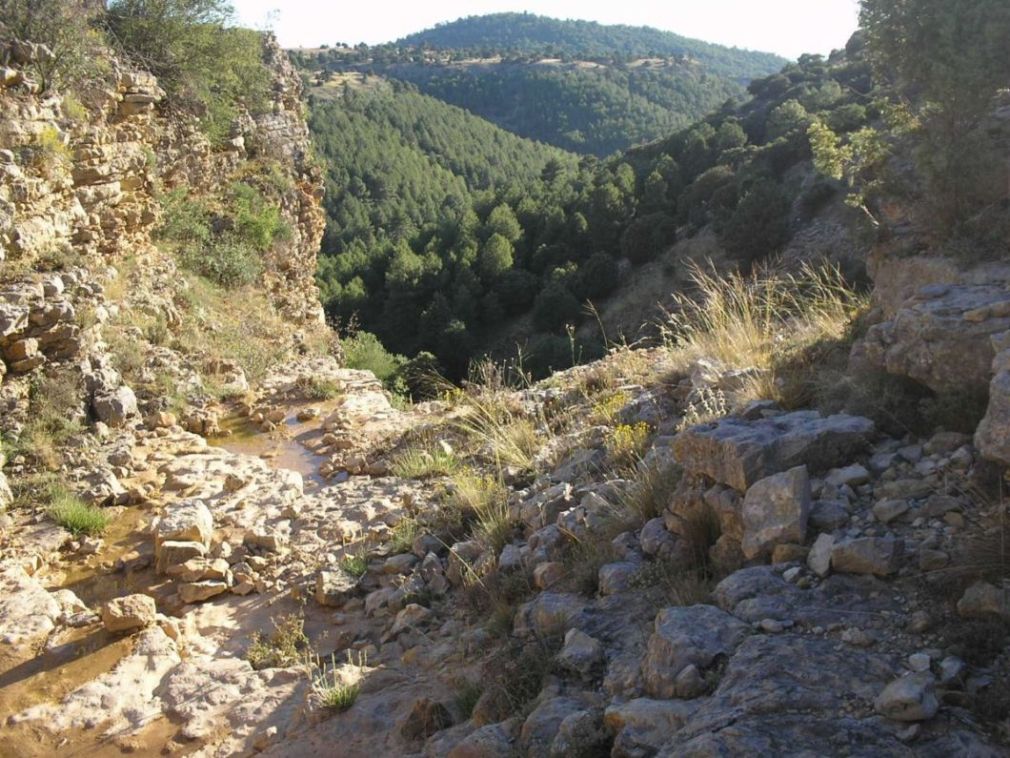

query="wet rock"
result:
[101,594,156,632]
[641,604,750,698]
[874,673,939,721]
[672,411,874,491]
[741,465,810,560]
[831,537,902,576]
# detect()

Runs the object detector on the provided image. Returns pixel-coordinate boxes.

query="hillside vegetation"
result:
[309,31,888,385]
[295,13,785,156]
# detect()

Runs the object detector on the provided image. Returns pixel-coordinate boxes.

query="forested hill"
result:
[397,13,787,79]
[294,14,786,156]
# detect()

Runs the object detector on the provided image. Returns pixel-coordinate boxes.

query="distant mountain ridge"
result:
[297,13,786,156]
[396,12,787,79]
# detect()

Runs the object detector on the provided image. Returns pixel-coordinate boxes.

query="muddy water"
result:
[210,402,337,489]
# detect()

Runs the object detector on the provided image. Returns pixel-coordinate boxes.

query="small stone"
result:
[557,628,604,678]
[907,610,932,633]
[782,566,802,582]
[908,653,931,672]
[841,627,874,647]
[918,548,949,571]
[807,533,835,578]
[939,656,965,685]
[315,569,360,607]
[872,499,909,524]
[956,581,1010,620]
[874,673,939,722]
[759,618,784,633]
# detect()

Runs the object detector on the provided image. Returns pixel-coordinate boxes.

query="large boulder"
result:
[741,465,810,560]
[672,411,874,491]
[851,284,1010,394]
[93,384,139,428]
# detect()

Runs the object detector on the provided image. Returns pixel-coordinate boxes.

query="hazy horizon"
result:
[231,1,861,61]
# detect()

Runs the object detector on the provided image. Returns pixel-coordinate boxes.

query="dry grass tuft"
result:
[662,260,868,407]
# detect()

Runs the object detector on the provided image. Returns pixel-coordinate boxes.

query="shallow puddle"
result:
[209,402,336,489]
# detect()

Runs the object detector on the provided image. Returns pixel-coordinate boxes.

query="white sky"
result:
[232,0,861,60]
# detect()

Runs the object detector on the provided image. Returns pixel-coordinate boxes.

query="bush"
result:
[342,331,406,388]
[718,181,791,265]
[247,613,308,670]
[620,213,678,264]
[105,0,271,142]
[0,0,105,90]
[179,234,262,287]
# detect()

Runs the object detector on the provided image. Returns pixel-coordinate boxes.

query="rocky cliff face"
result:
[0,32,324,325]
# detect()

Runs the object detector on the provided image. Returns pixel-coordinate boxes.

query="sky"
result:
[231,0,861,61]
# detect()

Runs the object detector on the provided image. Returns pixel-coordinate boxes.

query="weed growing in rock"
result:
[388,517,419,554]
[339,552,368,578]
[590,390,630,425]
[390,446,460,479]
[247,613,309,670]
[295,376,343,401]
[619,459,683,525]
[606,422,651,470]
[15,373,83,469]
[678,387,728,430]
[449,469,513,553]
[312,651,366,712]
[48,487,108,536]
[453,679,482,719]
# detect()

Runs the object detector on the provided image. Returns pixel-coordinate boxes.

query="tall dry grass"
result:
[661,260,869,407]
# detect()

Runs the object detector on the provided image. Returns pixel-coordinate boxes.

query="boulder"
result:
[672,411,874,491]
[851,284,1010,394]
[641,605,750,698]
[315,568,360,607]
[155,500,213,553]
[513,592,586,638]
[101,594,156,632]
[956,581,1010,621]
[807,533,835,578]
[976,342,1010,466]
[741,466,810,560]
[93,385,139,428]
[557,628,604,678]
[874,673,939,722]
[830,537,903,576]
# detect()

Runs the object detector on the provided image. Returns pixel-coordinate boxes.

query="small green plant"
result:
[312,650,366,711]
[24,126,71,178]
[295,376,343,401]
[247,613,309,670]
[48,487,108,536]
[388,517,419,554]
[339,552,368,578]
[390,445,460,479]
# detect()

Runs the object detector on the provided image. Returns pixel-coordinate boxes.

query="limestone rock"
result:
[155,500,213,552]
[956,580,1010,620]
[93,384,139,428]
[976,344,1010,466]
[101,594,156,632]
[641,604,750,698]
[807,533,835,578]
[315,568,360,607]
[874,673,939,722]
[741,465,810,560]
[672,411,874,491]
[178,581,228,604]
[831,537,902,576]
[557,628,604,678]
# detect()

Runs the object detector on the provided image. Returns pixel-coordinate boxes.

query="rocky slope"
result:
[1,21,1010,758]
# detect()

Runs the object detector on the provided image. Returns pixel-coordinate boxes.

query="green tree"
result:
[478,233,514,280]
[860,0,1010,225]
[0,0,104,90]
[483,203,522,243]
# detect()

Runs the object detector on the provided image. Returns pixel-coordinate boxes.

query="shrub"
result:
[450,469,512,553]
[619,459,683,525]
[105,0,271,142]
[49,488,108,536]
[606,423,651,470]
[247,613,309,670]
[312,651,366,712]
[295,376,343,401]
[532,282,581,333]
[620,213,677,264]
[342,331,406,389]
[719,181,791,265]
[179,234,262,287]
[390,445,459,479]
[339,552,368,578]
